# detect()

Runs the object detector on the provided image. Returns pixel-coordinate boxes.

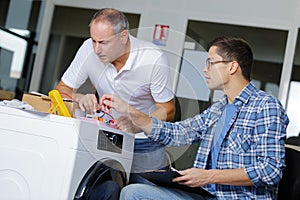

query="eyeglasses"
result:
[205,59,232,70]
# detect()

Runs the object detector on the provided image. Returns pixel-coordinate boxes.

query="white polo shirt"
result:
[61,35,174,138]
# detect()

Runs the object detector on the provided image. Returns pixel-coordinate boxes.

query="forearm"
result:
[128,106,153,134]
[55,81,81,100]
[124,99,175,133]
[130,100,175,133]
[150,107,173,121]
[150,99,175,121]
[210,168,253,186]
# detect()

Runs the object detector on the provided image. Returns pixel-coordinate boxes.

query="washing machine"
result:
[0,105,135,200]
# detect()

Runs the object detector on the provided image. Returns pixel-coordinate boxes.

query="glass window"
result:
[186,20,287,96]
[286,28,300,138]
[0,0,44,100]
[178,20,288,119]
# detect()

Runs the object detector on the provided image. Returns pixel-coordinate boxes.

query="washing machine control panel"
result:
[97,130,123,154]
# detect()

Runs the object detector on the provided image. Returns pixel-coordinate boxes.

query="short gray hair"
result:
[90,8,129,34]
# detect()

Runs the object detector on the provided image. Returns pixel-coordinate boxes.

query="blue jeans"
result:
[131,138,166,173]
[120,183,212,200]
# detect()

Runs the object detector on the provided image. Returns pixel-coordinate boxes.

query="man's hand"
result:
[172,168,211,187]
[100,94,130,115]
[115,116,138,133]
[77,94,99,114]
[55,81,99,114]
[173,167,253,187]
[100,94,153,134]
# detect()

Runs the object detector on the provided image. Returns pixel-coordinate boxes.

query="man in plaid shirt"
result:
[101,36,289,200]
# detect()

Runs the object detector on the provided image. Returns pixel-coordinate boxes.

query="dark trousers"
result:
[88,180,121,200]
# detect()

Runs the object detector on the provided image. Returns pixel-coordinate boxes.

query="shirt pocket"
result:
[227,126,256,154]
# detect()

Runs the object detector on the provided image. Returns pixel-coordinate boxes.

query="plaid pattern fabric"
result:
[149,82,289,199]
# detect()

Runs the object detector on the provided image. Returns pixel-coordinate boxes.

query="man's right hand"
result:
[55,80,99,114]
[76,94,99,114]
[100,94,130,115]
[100,94,153,134]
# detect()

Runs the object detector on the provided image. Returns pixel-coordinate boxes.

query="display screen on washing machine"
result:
[97,130,123,154]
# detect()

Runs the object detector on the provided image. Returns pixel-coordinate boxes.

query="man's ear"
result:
[230,61,239,74]
[120,30,129,44]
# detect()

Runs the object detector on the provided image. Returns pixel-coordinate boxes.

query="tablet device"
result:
[138,170,214,197]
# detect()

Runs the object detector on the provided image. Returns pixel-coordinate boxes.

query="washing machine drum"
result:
[74,159,127,200]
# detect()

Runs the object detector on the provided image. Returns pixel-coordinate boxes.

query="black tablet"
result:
[137,170,214,197]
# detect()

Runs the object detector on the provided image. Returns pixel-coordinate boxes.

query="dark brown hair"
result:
[210,36,253,81]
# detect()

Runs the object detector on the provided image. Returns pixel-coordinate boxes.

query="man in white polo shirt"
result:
[55,8,175,200]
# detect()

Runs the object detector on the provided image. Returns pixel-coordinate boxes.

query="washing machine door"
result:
[74,159,127,200]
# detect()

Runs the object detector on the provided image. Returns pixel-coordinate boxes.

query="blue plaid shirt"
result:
[149,82,289,199]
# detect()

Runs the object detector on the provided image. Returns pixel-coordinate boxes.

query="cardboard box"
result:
[22,93,78,117]
[0,90,15,100]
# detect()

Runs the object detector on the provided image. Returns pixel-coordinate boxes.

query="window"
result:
[178,20,287,119]
[286,28,300,138]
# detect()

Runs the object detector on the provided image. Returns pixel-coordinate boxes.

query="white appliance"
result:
[0,105,134,200]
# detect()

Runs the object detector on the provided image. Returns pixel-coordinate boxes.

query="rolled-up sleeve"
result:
[148,114,206,146]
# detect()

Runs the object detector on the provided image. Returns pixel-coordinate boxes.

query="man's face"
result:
[203,46,231,90]
[90,21,124,64]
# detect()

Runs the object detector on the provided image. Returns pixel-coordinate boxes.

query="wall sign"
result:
[152,24,170,46]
